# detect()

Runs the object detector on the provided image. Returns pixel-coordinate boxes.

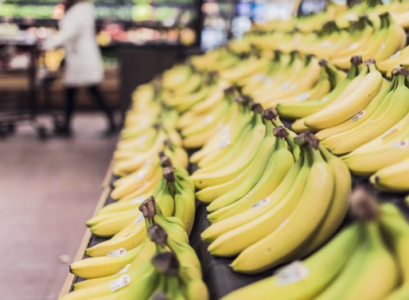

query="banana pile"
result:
[59,0,409,299]
[198,128,350,274]
[61,198,208,300]
[221,188,409,300]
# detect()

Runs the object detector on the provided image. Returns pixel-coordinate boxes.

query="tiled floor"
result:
[0,113,117,300]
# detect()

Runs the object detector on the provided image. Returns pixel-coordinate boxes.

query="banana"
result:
[304,60,382,131]
[370,157,409,192]
[296,145,351,258]
[380,204,409,283]
[384,285,409,300]
[318,222,398,300]
[70,244,143,279]
[378,46,409,76]
[202,120,275,207]
[231,140,334,274]
[316,76,395,142]
[74,239,157,290]
[201,147,305,244]
[220,223,360,300]
[191,106,266,189]
[277,59,359,120]
[195,119,276,204]
[173,178,196,235]
[207,128,294,222]
[329,68,409,155]
[207,149,309,257]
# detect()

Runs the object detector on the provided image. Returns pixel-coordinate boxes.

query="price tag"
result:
[202,115,214,124]
[116,264,131,275]
[219,136,231,149]
[252,197,270,209]
[390,50,402,59]
[108,248,127,257]
[348,42,360,51]
[350,110,365,121]
[110,275,130,292]
[131,195,146,205]
[389,138,409,149]
[136,169,147,182]
[280,81,290,91]
[296,93,310,102]
[381,128,397,139]
[135,213,144,224]
[275,261,309,286]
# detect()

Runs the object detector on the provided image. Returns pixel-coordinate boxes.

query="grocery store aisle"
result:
[0,113,117,300]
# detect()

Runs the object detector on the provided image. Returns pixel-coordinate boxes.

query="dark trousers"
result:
[65,85,115,129]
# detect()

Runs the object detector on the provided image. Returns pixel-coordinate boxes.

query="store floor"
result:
[0,113,117,300]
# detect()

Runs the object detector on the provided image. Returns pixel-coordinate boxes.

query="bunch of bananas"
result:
[199,129,350,274]
[61,198,208,300]
[220,188,409,300]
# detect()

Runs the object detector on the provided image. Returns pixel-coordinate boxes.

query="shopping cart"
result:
[0,40,47,139]
[0,41,65,139]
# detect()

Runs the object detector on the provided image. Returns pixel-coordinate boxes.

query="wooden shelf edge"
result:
[58,164,113,298]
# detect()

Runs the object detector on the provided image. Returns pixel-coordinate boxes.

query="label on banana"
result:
[217,126,230,136]
[142,159,153,168]
[116,264,131,275]
[389,138,409,149]
[264,78,273,87]
[275,261,309,286]
[219,136,231,149]
[348,42,360,51]
[202,115,215,124]
[280,81,290,91]
[320,40,331,48]
[131,195,146,205]
[381,128,397,139]
[137,135,148,144]
[136,169,147,182]
[108,248,127,257]
[390,50,402,59]
[296,93,310,102]
[350,110,365,121]
[141,120,150,130]
[135,213,144,224]
[252,197,270,209]
[322,96,330,103]
[110,275,130,292]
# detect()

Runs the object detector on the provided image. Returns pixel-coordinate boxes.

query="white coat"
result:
[44,2,103,87]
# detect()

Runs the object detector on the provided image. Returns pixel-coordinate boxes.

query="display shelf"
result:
[58,162,113,299]
[60,130,409,299]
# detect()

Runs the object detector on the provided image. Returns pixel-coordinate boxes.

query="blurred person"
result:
[43,0,116,137]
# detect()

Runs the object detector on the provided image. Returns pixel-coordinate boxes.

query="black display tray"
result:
[72,168,409,300]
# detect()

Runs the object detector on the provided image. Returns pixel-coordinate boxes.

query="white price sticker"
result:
[322,97,330,103]
[389,138,409,149]
[320,40,331,48]
[131,195,146,205]
[290,83,298,91]
[203,115,215,124]
[116,264,131,275]
[264,78,273,87]
[280,81,290,91]
[110,275,130,292]
[276,261,309,286]
[348,42,360,51]
[137,135,148,144]
[296,93,310,102]
[218,126,230,136]
[136,169,147,182]
[390,50,402,59]
[350,110,365,121]
[135,213,144,224]
[252,197,270,209]
[108,248,127,257]
[219,137,231,149]
[381,128,397,139]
